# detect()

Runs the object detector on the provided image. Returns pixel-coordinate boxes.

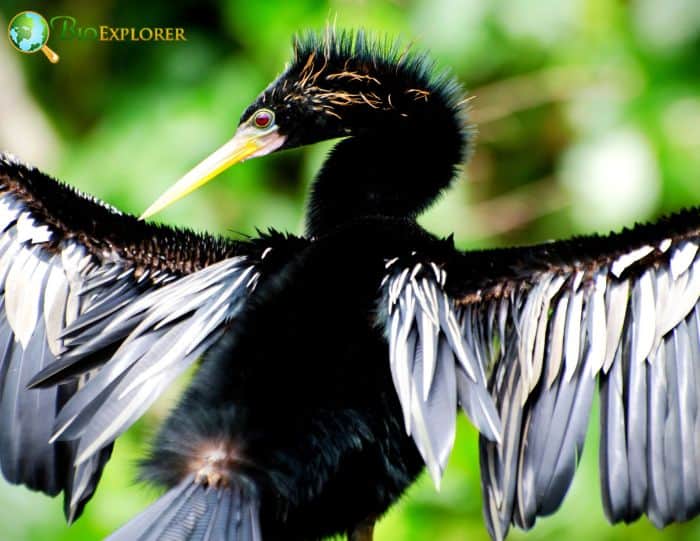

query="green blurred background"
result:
[1,0,700,539]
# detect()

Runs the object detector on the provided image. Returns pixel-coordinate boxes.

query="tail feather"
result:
[107,476,261,541]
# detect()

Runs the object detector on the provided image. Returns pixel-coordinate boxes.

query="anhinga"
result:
[1,29,699,541]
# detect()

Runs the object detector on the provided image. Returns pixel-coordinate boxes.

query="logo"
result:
[7,11,60,63]
[7,11,187,64]
[50,16,187,42]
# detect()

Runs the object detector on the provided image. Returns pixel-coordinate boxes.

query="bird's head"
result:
[141,29,469,219]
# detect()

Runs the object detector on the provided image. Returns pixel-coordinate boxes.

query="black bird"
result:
[1,29,700,541]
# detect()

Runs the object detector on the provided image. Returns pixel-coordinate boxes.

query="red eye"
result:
[253,109,274,129]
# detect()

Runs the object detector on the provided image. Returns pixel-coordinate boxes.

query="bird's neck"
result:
[305,113,466,237]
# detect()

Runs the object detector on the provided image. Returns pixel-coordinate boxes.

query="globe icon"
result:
[7,11,59,63]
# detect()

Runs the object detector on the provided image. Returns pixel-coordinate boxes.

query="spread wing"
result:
[379,207,700,540]
[0,154,308,521]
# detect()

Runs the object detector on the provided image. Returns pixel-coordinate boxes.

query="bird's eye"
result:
[252,109,274,130]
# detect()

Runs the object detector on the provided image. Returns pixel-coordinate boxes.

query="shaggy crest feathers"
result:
[289,28,467,110]
[286,29,471,130]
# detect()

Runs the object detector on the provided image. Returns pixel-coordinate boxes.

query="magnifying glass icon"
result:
[8,11,60,64]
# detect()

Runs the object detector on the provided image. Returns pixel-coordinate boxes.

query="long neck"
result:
[305,110,467,237]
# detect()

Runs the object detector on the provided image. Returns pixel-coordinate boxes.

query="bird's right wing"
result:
[0,153,308,521]
[379,207,700,540]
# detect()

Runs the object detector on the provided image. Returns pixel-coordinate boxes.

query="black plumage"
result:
[0,29,700,541]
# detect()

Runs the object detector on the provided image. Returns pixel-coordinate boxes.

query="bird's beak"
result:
[140,126,286,220]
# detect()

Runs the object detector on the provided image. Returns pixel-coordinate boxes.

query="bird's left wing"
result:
[379,207,700,540]
[0,154,307,520]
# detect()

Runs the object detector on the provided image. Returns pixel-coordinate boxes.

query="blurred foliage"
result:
[1,0,700,540]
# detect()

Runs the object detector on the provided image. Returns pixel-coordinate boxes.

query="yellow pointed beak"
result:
[140,126,286,220]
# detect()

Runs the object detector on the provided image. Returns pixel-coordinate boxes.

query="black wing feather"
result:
[0,153,307,522]
[381,260,501,485]
[380,206,700,540]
